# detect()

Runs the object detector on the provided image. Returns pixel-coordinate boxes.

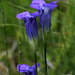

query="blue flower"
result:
[30,0,58,32]
[16,11,39,40]
[17,63,40,75]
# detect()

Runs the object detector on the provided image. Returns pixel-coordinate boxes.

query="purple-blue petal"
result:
[44,1,58,10]
[25,21,32,40]
[30,0,58,33]
[39,8,52,32]
[32,63,40,69]
[43,12,51,31]
[31,0,45,4]
[30,3,41,10]
[31,18,38,39]
[43,3,57,10]
[31,12,39,17]
[17,64,29,73]
[16,11,38,40]
[24,71,32,75]
[40,15,43,31]
[17,63,40,75]
[30,0,45,10]
[25,18,38,40]
[16,11,34,19]
[16,11,31,19]
[31,70,36,75]
[50,1,58,4]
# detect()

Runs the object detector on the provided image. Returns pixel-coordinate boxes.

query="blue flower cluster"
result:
[16,0,58,74]
[16,0,58,40]
[17,63,40,75]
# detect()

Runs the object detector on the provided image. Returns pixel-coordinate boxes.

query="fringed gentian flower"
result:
[16,11,39,40]
[17,63,40,75]
[30,0,58,32]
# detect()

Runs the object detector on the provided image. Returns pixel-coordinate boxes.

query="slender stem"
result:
[19,37,21,75]
[3,26,8,56]
[42,31,47,75]
[44,42,47,75]
[34,40,37,75]
[19,51,21,75]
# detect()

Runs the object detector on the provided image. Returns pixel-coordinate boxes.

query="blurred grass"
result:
[0,0,75,75]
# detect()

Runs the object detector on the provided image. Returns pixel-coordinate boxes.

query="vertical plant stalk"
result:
[44,42,47,75]
[43,30,48,75]
[19,37,21,75]
[3,26,8,57]
[34,40,37,75]
[42,31,47,75]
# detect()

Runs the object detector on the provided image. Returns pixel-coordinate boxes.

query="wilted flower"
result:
[16,11,39,40]
[30,0,58,32]
[17,63,40,75]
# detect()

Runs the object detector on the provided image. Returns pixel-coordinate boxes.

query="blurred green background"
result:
[0,0,75,75]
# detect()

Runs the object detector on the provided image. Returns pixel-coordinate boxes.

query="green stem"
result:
[43,30,47,75]
[19,37,21,75]
[44,42,47,75]
[34,40,37,75]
